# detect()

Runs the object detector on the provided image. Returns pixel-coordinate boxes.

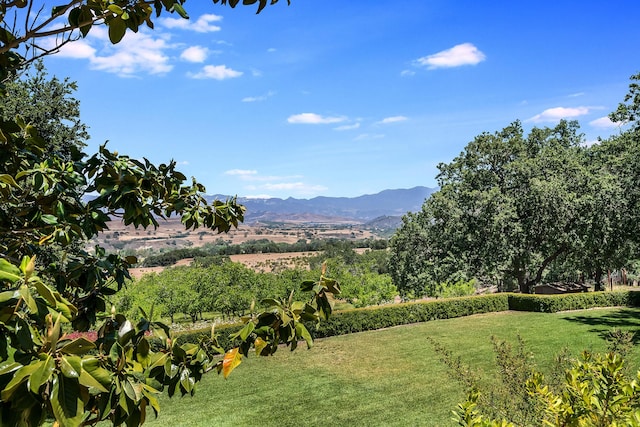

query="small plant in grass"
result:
[431,335,543,426]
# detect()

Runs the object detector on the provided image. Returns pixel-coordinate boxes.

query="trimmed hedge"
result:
[307,293,509,339]
[167,291,640,350]
[507,291,640,313]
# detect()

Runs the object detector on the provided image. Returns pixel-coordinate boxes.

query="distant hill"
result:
[206,186,436,223]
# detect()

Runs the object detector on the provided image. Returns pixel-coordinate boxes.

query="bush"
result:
[507,291,640,313]
[308,294,510,339]
[164,291,640,348]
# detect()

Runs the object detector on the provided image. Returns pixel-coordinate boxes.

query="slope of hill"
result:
[207,186,435,223]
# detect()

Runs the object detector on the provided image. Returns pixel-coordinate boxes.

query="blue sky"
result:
[40,0,640,199]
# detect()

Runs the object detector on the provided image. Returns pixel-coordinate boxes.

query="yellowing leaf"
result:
[254,337,268,356]
[222,348,242,379]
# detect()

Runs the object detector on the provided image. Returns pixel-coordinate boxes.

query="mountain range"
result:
[206,186,436,224]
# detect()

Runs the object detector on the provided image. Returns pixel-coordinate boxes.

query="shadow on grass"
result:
[561,308,640,344]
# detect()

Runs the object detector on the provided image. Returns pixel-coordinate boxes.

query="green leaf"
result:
[107,4,124,15]
[18,284,38,313]
[80,358,112,392]
[0,259,21,283]
[108,17,127,44]
[32,279,57,306]
[179,368,194,394]
[0,174,18,187]
[1,361,41,401]
[235,321,255,341]
[172,3,189,19]
[0,289,20,303]
[60,337,96,355]
[28,355,54,394]
[295,323,314,349]
[40,214,58,225]
[60,355,82,379]
[51,374,87,427]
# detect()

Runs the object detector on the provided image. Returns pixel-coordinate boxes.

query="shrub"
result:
[507,291,640,313]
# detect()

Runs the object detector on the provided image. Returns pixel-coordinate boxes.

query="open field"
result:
[140,307,640,427]
[92,217,377,252]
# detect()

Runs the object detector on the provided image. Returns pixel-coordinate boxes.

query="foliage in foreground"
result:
[454,351,640,427]
[0,255,339,426]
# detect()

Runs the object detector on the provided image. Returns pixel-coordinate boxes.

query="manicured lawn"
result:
[136,307,640,427]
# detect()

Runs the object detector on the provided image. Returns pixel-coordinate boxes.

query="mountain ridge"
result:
[205,186,436,223]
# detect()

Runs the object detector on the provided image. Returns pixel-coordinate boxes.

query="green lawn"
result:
[135,307,640,427]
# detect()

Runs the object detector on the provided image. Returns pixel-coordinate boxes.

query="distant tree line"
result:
[140,238,388,267]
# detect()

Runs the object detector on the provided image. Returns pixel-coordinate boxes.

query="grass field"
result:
[137,307,640,427]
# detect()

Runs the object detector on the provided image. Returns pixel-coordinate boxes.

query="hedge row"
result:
[169,291,640,350]
[507,291,640,313]
[307,293,509,338]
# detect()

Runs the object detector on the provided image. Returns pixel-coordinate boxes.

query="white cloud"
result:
[377,116,408,125]
[161,14,222,33]
[334,123,361,131]
[267,48,277,53]
[56,40,96,58]
[528,106,591,123]
[400,69,416,77]
[589,116,619,129]
[569,92,585,98]
[226,170,326,196]
[180,46,208,63]
[49,26,173,76]
[287,113,347,124]
[188,64,243,80]
[242,91,276,102]
[415,43,486,69]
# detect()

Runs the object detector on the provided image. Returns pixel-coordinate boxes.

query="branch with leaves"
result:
[1,0,290,83]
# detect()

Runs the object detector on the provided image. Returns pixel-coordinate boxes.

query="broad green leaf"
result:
[295,323,314,349]
[60,337,96,355]
[32,279,57,306]
[60,355,82,379]
[221,347,242,379]
[179,368,195,394]
[234,321,255,341]
[0,289,19,303]
[142,385,161,416]
[145,352,169,374]
[51,375,87,427]
[1,361,41,401]
[80,358,112,392]
[0,259,21,283]
[107,4,124,14]
[108,17,127,44]
[28,355,54,394]
[123,377,141,402]
[172,3,189,19]
[18,284,38,312]
[0,361,21,375]
[40,214,58,225]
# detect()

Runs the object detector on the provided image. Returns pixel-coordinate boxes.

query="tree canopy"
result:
[390,74,640,296]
